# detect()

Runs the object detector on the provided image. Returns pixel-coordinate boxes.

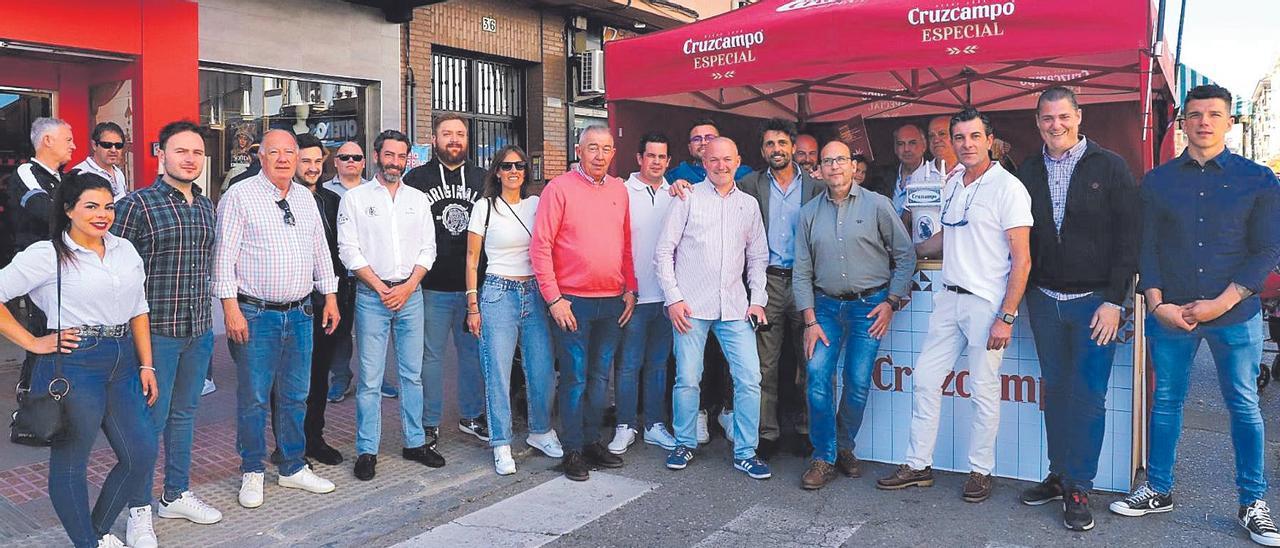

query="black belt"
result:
[826,283,889,302]
[766,266,793,277]
[944,284,973,295]
[237,294,309,311]
[380,279,408,288]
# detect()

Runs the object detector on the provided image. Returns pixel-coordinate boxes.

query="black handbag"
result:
[10,256,69,445]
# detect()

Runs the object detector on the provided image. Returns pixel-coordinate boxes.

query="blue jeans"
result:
[31,336,157,548]
[228,303,312,475]
[554,295,624,452]
[807,291,885,464]
[423,289,486,425]
[673,318,762,460]
[1025,289,1116,492]
[1147,312,1267,505]
[137,330,214,503]
[355,284,427,454]
[328,278,385,394]
[478,276,556,447]
[617,302,673,429]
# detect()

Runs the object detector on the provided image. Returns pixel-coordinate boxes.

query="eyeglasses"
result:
[939,181,986,227]
[336,154,364,162]
[689,134,718,144]
[276,199,296,226]
[821,156,851,167]
[96,141,126,150]
[498,161,527,171]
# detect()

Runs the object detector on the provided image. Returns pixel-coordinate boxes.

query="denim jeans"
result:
[673,318,762,460]
[31,336,157,548]
[310,281,354,439]
[1025,289,1116,492]
[355,284,427,454]
[807,291,886,464]
[423,289,486,426]
[617,302,674,429]
[554,295,624,452]
[1146,312,1267,505]
[328,278,386,393]
[478,276,556,447]
[138,330,214,504]
[229,302,313,476]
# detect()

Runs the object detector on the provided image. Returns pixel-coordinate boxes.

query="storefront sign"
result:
[908,1,1016,46]
[682,30,765,73]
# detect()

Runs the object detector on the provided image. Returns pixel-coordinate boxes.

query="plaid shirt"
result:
[111,178,216,337]
[1040,137,1092,301]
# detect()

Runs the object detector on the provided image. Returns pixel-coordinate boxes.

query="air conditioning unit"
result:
[578,50,605,95]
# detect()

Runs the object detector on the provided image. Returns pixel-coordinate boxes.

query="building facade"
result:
[1249,57,1280,173]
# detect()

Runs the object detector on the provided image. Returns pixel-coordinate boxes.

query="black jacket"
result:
[2,160,60,263]
[313,186,343,278]
[403,158,487,292]
[1017,139,1139,305]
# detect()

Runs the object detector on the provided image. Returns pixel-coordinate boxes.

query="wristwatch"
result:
[886,295,903,311]
[996,311,1017,325]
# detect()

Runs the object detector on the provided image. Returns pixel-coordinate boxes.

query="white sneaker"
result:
[696,410,710,444]
[493,445,516,475]
[718,410,734,440]
[643,423,678,450]
[526,430,564,458]
[201,378,216,396]
[126,505,157,548]
[278,465,336,494]
[158,490,223,524]
[97,534,127,548]
[607,425,637,455]
[239,472,264,508]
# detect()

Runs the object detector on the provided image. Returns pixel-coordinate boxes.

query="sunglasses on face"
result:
[498,161,527,171]
[276,199,296,226]
[96,141,126,150]
[336,154,364,162]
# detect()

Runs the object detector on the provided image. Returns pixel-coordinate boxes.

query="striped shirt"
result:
[111,177,217,337]
[212,173,338,303]
[654,181,768,321]
[1041,137,1091,301]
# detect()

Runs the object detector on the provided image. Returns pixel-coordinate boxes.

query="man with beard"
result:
[72,122,129,201]
[338,130,443,480]
[403,114,490,448]
[735,118,825,459]
[794,134,821,180]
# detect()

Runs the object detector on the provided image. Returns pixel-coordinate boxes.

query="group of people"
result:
[1,82,1279,548]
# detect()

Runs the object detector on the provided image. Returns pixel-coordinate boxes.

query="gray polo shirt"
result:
[793,184,916,311]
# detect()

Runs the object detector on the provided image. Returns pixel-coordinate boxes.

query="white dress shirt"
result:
[337,180,437,282]
[72,157,128,201]
[625,172,673,304]
[0,233,148,328]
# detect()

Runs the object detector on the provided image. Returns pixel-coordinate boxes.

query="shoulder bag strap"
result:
[501,199,533,237]
[54,255,63,381]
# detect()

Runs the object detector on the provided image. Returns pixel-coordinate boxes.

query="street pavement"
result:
[0,334,1278,547]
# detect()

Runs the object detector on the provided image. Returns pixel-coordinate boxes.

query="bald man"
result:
[213,128,341,507]
[656,136,771,480]
[794,134,821,178]
[927,116,959,175]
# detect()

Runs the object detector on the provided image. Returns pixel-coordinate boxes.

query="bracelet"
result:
[548,296,564,308]
[465,289,478,296]
[1151,302,1171,313]
[140,366,155,371]
[804,321,818,328]
[466,311,480,316]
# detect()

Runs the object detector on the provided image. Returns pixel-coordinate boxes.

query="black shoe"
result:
[563,451,590,481]
[403,445,446,468]
[1109,483,1174,517]
[424,426,440,449]
[1063,489,1095,531]
[585,441,624,469]
[757,438,778,461]
[1021,473,1064,506]
[354,454,377,481]
[1240,500,1280,546]
[459,416,491,442]
[306,442,344,466]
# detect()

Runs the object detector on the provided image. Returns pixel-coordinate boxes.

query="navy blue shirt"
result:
[1138,148,1280,325]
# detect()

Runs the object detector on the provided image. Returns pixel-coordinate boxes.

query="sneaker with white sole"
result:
[97,534,127,548]
[278,465,336,494]
[527,430,564,458]
[201,378,216,397]
[696,410,710,444]
[239,472,264,508]
[126,505,158,548]
[608,425,637,454]
[494,445,516,475]
[158,490,223,524]
[718,410,734,441]
[643,423,678,450]
[1109,482,1173,517]
[1241,500,1280,546]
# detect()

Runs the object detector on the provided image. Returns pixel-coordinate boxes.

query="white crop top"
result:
[467,196,539,277]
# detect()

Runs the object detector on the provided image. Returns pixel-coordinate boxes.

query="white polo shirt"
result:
[337,180,437,283]
[72,158,128,201]
[625,172,673,305]
[938,162,1033,307]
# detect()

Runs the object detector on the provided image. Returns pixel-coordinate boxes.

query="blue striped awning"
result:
[1176,65,1248,115]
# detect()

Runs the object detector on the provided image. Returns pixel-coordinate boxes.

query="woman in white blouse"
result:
[465,145,562,475]
[0,173,158,548]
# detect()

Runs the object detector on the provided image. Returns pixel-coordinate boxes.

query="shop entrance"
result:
[0,87,53,180]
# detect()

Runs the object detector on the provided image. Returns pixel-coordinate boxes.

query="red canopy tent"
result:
[604,0,1174,176]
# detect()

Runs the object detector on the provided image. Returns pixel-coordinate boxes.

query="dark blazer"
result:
[313,186,343,278]
[736,164,827,233]
[1017,139,1139,305]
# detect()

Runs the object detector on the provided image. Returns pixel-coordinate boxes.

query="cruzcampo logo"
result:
[775,0,867,13]
[909,0,1017,47]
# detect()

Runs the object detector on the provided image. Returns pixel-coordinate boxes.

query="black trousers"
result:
[304,279,355,445]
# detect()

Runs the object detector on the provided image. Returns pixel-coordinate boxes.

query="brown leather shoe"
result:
[876,464,934,490]
[835,450,861,478]
[963,472,993,503]
[801,460,838,490]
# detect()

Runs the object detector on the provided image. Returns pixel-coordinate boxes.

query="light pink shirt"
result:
[530,167,638,302]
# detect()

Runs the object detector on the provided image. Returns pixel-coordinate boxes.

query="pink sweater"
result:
[531,168,638,302]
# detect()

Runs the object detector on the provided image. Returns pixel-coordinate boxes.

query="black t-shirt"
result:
[403,157,487,292]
